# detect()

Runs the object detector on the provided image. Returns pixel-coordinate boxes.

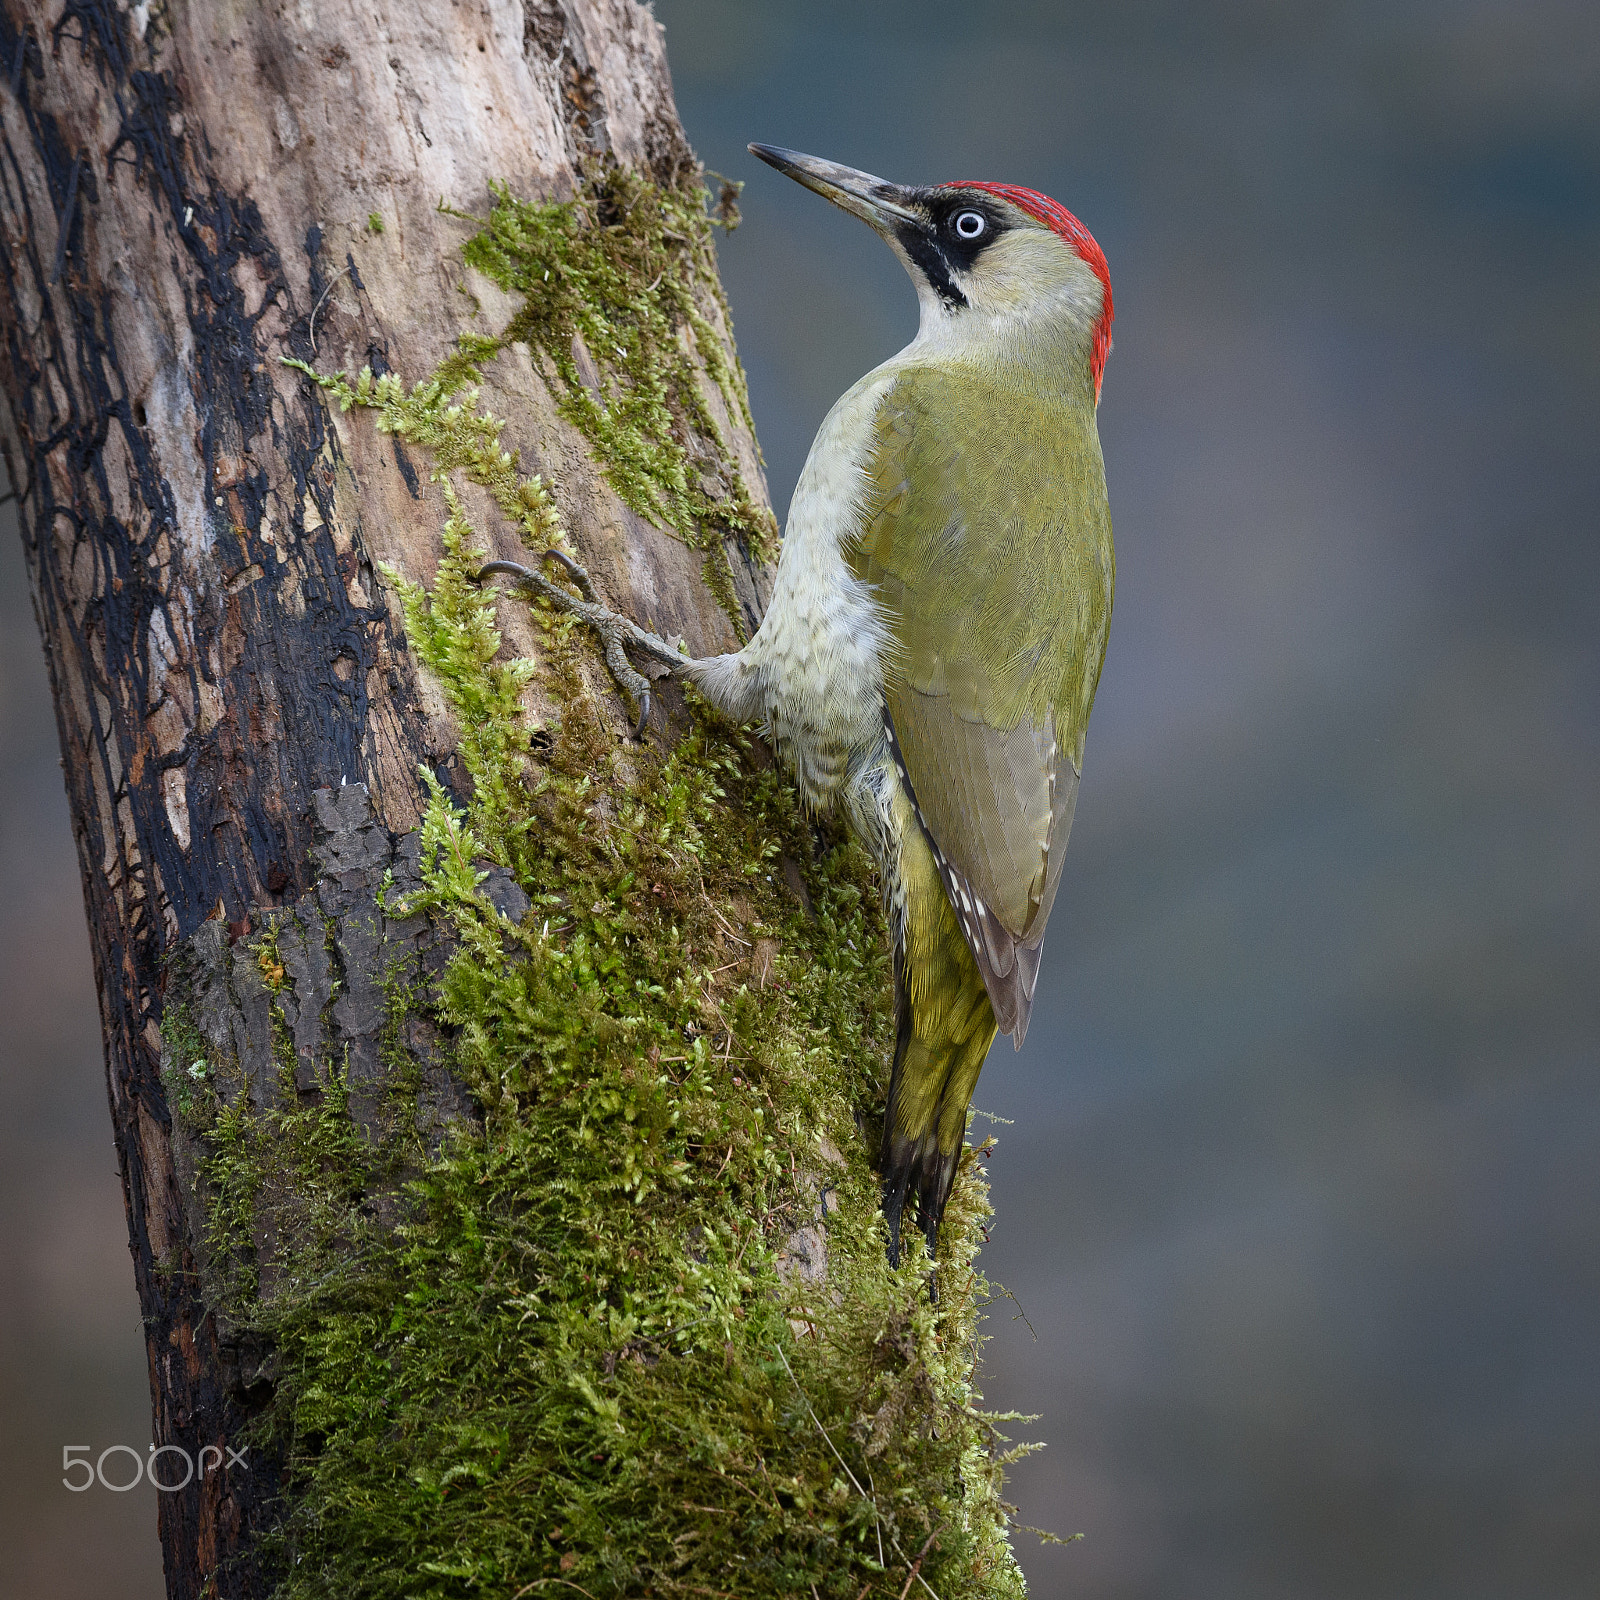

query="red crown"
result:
[949,181,1113,400]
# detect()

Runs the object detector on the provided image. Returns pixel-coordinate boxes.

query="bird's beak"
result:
[748,144,922,235]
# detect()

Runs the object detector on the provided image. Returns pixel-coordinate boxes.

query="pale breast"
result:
[744,368,899,808]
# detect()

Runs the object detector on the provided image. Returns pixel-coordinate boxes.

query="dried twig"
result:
[772,1346,944,1599]
[510,1579,600,1600]
[308,263,354,354]
[772,1344,870,1501]
[698,880,751,947]
[897,1524,945,1600]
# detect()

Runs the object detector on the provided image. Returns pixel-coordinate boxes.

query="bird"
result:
[480,146,1115,1265]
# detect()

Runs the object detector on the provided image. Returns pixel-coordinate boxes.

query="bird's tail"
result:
[880,788,999,1266]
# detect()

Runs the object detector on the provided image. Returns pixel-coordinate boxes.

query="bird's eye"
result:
[953,211,987,240]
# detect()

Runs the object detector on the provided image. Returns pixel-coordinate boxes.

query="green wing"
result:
[851,364,1114,1042]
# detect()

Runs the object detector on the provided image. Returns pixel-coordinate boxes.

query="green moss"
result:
[206,164,1042,1597]
[369,211,385,234]
[288,164,775,632]
[159,1000,211,1125]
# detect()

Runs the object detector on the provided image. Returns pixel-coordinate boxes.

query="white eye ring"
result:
[954,210,987,240]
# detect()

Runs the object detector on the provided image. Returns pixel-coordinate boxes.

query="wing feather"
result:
[854,367,1112,1044]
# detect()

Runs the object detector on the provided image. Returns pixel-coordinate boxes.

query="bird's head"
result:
[750,144,1113,400]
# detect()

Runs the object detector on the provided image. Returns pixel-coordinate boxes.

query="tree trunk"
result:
[0,4,1027,1597]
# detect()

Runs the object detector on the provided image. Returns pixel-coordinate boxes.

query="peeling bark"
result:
[0,4,768,1592]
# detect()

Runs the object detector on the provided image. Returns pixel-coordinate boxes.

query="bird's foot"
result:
[475,553,686,739]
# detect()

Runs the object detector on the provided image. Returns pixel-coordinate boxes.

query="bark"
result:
[0,3,767,1593]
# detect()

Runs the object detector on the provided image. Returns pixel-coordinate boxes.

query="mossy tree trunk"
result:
[0,4,1030,1598]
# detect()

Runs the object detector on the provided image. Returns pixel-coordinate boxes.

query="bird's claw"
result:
[475,553,677,742]
[595,614,656,741]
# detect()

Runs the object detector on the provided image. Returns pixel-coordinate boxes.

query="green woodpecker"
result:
[483,147,1114,1264]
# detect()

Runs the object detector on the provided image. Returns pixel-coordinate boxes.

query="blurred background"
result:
[2,1,1596,1594]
